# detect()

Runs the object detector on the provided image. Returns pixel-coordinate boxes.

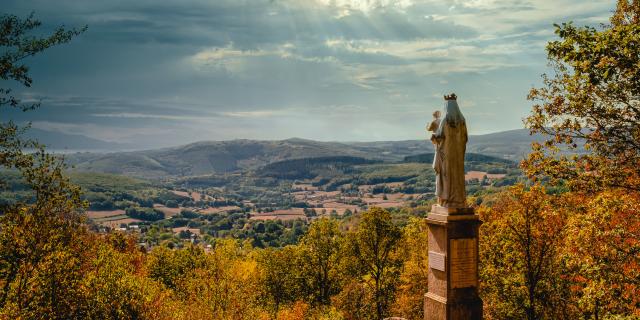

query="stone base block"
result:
[424,206,483,320]
[424,293,483,320]
[431,205,474,215]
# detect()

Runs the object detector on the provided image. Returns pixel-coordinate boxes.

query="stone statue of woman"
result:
[430,93,467,208]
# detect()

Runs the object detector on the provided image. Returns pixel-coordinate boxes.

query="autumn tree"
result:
[298,218,345,306]
[179,240,264,320]
[480,188,640,319]
[519,2,640,317]
[612,0,640,26]
[147,244,206,291]
[561,191,640,318]
[332,281,375,320]
[348,207,403,320]
[479,185,571,320]
[0,12,88,318]
[524,1,640,193]
[258,245,305,314]
[391,217,430,320]
[80,234,173,320]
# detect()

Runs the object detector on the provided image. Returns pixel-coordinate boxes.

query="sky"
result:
[1,0,615,148]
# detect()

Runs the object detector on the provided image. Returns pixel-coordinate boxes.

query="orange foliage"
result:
[276,301,310,320]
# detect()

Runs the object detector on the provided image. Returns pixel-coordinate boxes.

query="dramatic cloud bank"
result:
[1,0,613,147]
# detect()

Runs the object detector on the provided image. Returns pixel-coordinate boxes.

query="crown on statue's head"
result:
[444,93,457,101]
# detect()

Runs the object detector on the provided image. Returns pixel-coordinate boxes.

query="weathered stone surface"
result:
[450,238,477,289]
[428,222,447,253]
[427,212,480,222]
[424,208,482,320]
[431,205,474,215]
[428,265,448,298]
[425,293,447,320]
[425,292,482,320]
[431,96,468,208]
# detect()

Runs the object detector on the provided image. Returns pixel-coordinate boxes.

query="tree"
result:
[298,218,345,305]
[518,4,640,317]
[178,240,264,319]
[611,0,640,26]
[274,301,310,320]
[1,13,86,183]
[332,280,375,320]
[165,200,179,208]
[391,217,429,320]
[524,1,640,193]
[258,246,304,314]
[147,245,206,291]
[478,185,570,320]
[561,190,640,318]
[0,14,86,317]
[80,234,167,320]
[349,207,403,320]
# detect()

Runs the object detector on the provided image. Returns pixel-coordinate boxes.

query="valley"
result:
[1,134,524,248]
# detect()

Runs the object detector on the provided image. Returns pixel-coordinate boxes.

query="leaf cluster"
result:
[524,14,640,192]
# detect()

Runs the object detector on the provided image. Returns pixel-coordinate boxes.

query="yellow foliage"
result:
[391,217,429,320]
[276,301,310,320]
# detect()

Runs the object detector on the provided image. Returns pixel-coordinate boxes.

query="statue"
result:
[428,93,467,208]
[424,95,482,320]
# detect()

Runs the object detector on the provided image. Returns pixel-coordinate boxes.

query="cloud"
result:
[31,121,167,142]
[91,112,212,121]
[313,0,415,13]
[221,111,277,118]
[0,0,616,145]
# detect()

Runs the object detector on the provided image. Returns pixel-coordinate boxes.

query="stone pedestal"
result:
[424,205,483,320]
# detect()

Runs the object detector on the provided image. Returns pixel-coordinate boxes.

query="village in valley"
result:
[83,167,510,249]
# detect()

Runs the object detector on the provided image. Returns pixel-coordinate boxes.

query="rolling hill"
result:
[67,139,384,179]
[65,129,543,179]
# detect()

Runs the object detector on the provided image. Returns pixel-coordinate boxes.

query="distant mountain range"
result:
[60,129,543,180]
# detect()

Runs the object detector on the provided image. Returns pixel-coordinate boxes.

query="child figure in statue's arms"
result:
[428,110,443,183]
[427,110,441,142]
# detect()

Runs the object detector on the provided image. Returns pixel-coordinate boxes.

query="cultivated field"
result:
[251,208,307,221]
[86,209,126,219]
[197,206,242,214]
[465,171,507,181]
[153,204,183,217]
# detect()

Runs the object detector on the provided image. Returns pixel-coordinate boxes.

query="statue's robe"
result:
[433,120,467,207]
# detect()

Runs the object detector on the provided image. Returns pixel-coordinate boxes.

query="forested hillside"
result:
[63,130,538,179]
